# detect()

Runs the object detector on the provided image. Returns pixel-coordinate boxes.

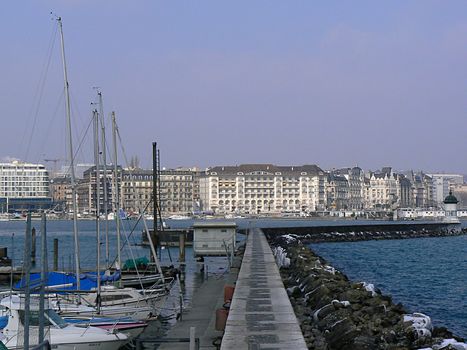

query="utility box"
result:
[193,221,237,257]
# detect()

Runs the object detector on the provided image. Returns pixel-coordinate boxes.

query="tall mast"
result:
[157,149,162,219]
[98,91,110,266]
[93,109,101,311]
[112,112,121,272]
[58,17,80,290]
[152,142,158,240]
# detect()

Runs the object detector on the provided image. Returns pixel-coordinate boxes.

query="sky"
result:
[1,1,467,174]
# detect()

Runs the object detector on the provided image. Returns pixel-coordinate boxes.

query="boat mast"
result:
[57,17,80,290]
[38,213,48,344]
[152,142,158,250]
[93,109,101,312]
[112,112,122,273]
[98,91,110,266]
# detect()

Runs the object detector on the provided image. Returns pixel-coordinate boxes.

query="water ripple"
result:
[310,235,467,338]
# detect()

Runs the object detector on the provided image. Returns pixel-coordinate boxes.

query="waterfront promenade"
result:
[221,228,307,349]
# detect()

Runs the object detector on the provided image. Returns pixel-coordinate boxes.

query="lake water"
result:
[310,235,467,338]
[0,218,465,338]
[0,219,232,325]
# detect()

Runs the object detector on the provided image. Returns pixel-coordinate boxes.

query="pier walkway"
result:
[221,228,307,349]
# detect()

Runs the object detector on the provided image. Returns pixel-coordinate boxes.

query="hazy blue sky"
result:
[2,1,467,173]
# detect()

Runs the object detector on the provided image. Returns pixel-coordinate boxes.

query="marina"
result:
[0,218,464,348]
[2,2,467,349]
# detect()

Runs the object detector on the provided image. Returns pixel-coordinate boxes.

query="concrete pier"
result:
[148,257,240,350]
[221,229,307,349]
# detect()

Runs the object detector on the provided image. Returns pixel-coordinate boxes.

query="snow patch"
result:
[432,339,467,350]
[273,246,290,268]
[361,282,377,296]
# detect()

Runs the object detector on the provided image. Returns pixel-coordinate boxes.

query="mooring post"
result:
[189,327,196,350]
[53,238,59,271]
[179,231,186,282]
[31,227,36,265]
[179,231,186,263]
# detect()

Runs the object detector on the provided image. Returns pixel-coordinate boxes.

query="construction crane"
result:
[43,158,62,176]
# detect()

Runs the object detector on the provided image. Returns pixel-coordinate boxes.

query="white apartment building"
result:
[0,161,50,212]
[0,161,49,198]
[199,164,327,214]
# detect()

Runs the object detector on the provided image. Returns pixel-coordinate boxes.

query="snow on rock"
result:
[403,313,433,341]
[273,246,290,269]
[403,313,433,331]
[361,282,377,296]
[282,234,299,243]
[432,339,467,350]
[312,299,351,322]
[323,265,336,274]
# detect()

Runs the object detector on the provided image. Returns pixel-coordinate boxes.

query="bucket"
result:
[215,308,229,331]
[224,284,235,302]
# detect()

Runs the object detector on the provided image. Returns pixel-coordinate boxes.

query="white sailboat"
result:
[16,16,173,325]
[50,285,169,321]
[0,295,128,350]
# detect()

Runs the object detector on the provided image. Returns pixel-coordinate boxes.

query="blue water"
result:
[0,219,233,309]
[0,218,465,338]
[310,235,467,338]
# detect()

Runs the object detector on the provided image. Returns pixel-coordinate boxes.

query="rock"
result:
[391,303,407,314]
[288,286,302,298]
[306,284,332,309]
[347,335,377,350]
[324,317,359,350]
[271,236,462,350]
[318,308,354,331]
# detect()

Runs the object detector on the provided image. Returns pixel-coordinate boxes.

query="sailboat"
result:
[0,295,129,350]
[15,16,172,325]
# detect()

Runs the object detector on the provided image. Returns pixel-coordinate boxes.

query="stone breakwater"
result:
[263,227,466,244]
[267,234,466,350]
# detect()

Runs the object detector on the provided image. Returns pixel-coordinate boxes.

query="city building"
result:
[49,176,72,212]
[428,174,464,208]
[0,161,51,212]
[450,183,467,208]
[398,174,412,208]
[121,168,194,215]
[326,173,349,210]
[332,167,364,210]
[365,167,400,210]
[77,165,122,215]
[402,171,434,208]
[160,169,194,214]
[199,164,327,214]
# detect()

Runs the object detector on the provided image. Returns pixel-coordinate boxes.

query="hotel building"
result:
[198,164,327,214]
